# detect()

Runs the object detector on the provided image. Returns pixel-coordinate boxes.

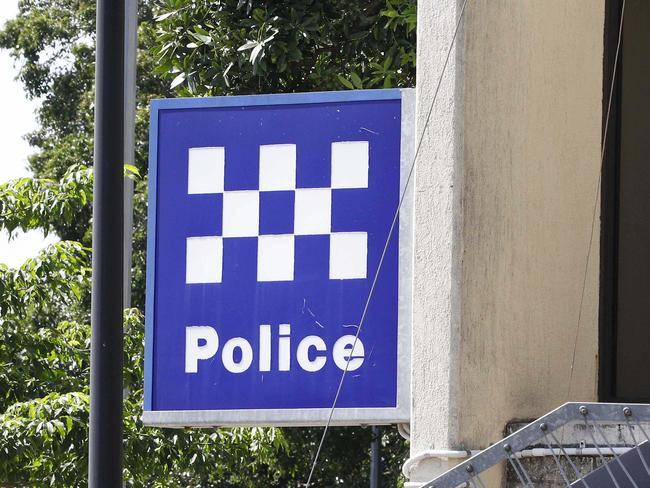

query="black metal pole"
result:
[370,426,381,488]
[89,0,125,486]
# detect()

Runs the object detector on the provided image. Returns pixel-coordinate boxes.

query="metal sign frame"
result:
[143,89,414,427]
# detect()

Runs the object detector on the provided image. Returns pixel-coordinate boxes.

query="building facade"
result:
[407,0,648,485]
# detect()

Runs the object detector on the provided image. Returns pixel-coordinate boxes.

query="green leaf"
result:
[237,40,258,52]
[170,72,186,89]
[189,32,212,45]
[155,11,176,22]
[381,9,400,18]
[350,72,363,89]
[123,164,141,180]
[348,31,369,41]
[337,75,354,89]
[250,44,264,65]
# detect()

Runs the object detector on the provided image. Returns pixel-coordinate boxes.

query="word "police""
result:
[186,324,365,374]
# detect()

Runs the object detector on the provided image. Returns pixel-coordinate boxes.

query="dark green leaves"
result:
[154,0,416,95]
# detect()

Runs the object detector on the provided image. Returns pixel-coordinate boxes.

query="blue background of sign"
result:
[146,92,403,412]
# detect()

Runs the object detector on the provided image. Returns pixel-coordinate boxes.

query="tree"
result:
[0,169,287,487]
[0,0,414,485]
[153,2,415,484]
[154,0,416,96]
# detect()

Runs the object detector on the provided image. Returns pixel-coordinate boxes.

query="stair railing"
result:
[423,402,650,488]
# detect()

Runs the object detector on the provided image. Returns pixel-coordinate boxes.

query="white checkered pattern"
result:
[185,142,369,283]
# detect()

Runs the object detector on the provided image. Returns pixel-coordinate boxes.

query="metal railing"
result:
[424,402,650,487]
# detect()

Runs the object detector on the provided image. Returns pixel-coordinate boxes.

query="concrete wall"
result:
[409,0,605,484]
[410,0,465,482]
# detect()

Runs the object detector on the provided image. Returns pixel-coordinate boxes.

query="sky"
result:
[0,1,58,268]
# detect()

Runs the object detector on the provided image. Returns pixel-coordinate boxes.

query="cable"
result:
[566,0,625,401]
[304,1,470,485]
[552,6,627,487]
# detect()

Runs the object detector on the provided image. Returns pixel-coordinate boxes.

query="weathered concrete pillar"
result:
[407,0,465,484]
[406,1,605,485]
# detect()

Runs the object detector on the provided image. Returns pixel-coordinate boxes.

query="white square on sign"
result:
[259,144,296,191]
[331,141,369,189]
[258,234,294,281]
[188,147,225,194]
[186,236,223,284]
[294,188,331,235]
[223,191,259,237]
[330,232,367,280]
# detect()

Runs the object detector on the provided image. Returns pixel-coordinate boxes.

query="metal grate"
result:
[424,402,650,487]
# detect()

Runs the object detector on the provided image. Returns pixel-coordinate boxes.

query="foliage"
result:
[154,0,416,95]
[0,0,167,292]
[0,165,92,242]
[0,0,412,485]
[0,241,89,318]
[0,392,90,485]
[1,308,287,487]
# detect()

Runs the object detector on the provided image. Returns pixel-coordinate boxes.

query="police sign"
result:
[143,89,414,426]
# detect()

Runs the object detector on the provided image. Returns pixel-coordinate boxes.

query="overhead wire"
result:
[304,0,470,485]
[554,3,627,486]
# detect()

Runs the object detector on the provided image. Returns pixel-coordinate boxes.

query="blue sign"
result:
[143,89,413,426]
